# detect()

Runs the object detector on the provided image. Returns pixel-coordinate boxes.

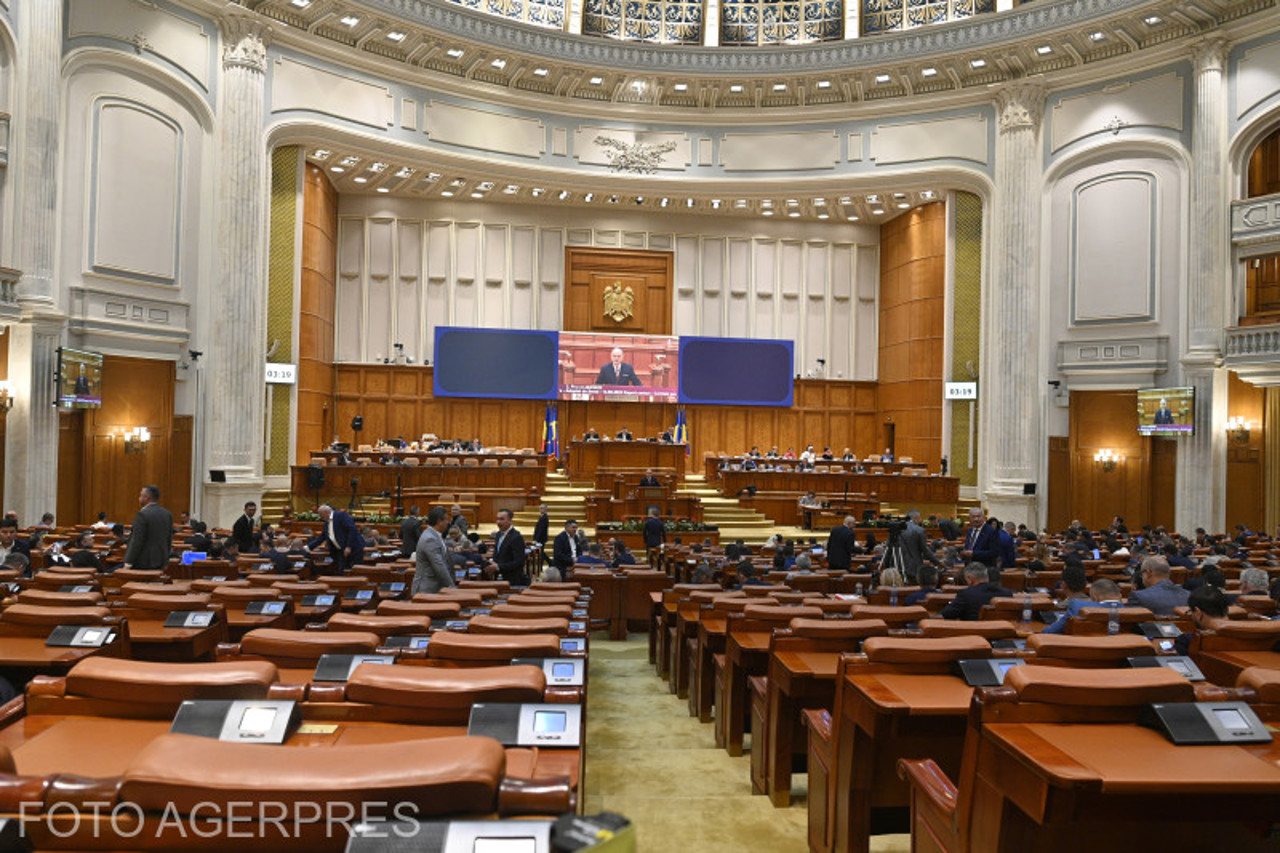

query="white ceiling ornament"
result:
[595,136,678,174]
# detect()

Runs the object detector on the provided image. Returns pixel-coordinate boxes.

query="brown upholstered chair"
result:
[426,631,563,665]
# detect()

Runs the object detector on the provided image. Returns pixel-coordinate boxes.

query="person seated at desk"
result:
[821,446,835,460]
[596,347,643,386]
[796,459,816,472]
[616,427,634,441]
[1238,567,1271,600]
[783,447,796,459]
[841,447,856,461]
[940,562,1014,620]
[879,448,895,463]
[1042,575,1122,634]
[748,446,763,458]
[736,561,771,589]
[577,543,609,565]
[610,540,636,567]
[785,552,814,581]
[659,428,674,442]
[583,427,601,441]
[765,446,781,459]
[799,445,817,465]
[1174,585,1230,655]
[851,460,867,474]
[741,457,758,471]
[761,533,783,553]
[799,490,820,528]
[904,565,941,606]
[377,450,403,465]
[447,504,469,536]
[1129,557,1189,616]
[638,469,660,487]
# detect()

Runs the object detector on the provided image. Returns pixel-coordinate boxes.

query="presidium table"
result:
[564,440,688,482]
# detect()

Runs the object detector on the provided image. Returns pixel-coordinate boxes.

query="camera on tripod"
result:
[885,520,907,545]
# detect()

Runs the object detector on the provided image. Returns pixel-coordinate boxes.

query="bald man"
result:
[595,347,641,386]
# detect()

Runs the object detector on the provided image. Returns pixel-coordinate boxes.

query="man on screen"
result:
[595,347,642,386]
[1153,397,1175,425]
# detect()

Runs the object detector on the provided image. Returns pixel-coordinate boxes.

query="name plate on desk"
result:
[301,594,338,607]
[568,621,586,632]
[313,653,395,682]
[1138,622,1182,640]
[1127,655,1205,682]
[956,658,1024,687]
[163,610,216,629]
[347,819,554,853]
[379,582,407,594]
[511,657,585,687]
[468,703,582,748]
[46,625,116,647]
[58,585,95,594]
[171,699,300,744]
[344,589,375,602]
[1141,701,1272,745]
[560,638,585,654]
[571,609,588,618]
[444,620,470,631]
[382,635,431,650]
[990,638,1027,651]
[244,600,288,616]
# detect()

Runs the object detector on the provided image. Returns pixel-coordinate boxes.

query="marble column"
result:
[1175,38,1230,534]
[980,82,1046,529]
[1264,387,1280,537]
[202,8,271,527]
[3,0,65,522]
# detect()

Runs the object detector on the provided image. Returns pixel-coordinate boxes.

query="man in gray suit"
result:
[411,506,456,595]
[899,509,941,583]
[122,484,173,570]
[1129,557,1189,616]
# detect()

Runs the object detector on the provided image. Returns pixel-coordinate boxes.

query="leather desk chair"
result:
[208,586,292,640]
[375,600,462,619]
[326,612,434,641]
[14,589,105,608]
[466,614,570,637]
[222,627,381,676]
[117,581,194,597]
[1024,633,1156,668]
[27,572,98,592]
[848,604,929,629]
[918,618,1017,640]
[415,590,485,608]
[426,631,562,666]
[489,603,573,620]
[867,586,922,607]
[1189,619,1280,684]
[1064,605,1156,635]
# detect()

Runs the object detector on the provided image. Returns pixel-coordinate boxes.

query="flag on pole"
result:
[542,403,559,458]
[674,407,689,454]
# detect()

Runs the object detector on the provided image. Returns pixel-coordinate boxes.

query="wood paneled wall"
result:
[1067,389,1174,531]
[877,202,945,468]
[329,364,878,471]
[57,356,189,523]
[1247,126,1280,199]
[1226,371,1265,531]
[564,248,673,334]
[296,164,339,463]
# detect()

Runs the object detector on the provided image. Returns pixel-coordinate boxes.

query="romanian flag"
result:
[542,403,559,458]
[674,407,689,454]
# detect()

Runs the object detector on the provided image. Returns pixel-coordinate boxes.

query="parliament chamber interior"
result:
[0,0,1278,850]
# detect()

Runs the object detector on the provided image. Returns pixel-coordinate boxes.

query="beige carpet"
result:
[583,635,909,853]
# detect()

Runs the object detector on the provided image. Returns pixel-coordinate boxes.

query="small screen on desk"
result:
[410,637,430,649]
[239,706,276,735]
[533,710,567,733]
[552,662,576,678]
[995,660,1020,681]
[561,639,583,651]
[1166,660,1192,677]
[1213,708,1249,730]
[80,628,105,644]
[181,551,207,565]
[263,602,285,614]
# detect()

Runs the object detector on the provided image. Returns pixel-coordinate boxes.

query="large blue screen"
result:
[678,337,794,407]
[433,328,559,400]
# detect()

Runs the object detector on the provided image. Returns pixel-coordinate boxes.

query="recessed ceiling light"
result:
[1088,31,1105,42]
[897,202,910,209]
[711,199,722,209]
[340,156,359,166]
[376,187,390,193]
[735,200,748,208]
[847,214,859,221]
[921,190,936,199]
[772,83,787,92]
[558,190,570,200]
[893,193,906,199]
[607,195,619,203]
[1036,44,1053,55]
[589,76,603,85]
[685,198,695,208]
[838,196,852,205]
[477,182,494,191]
[387,31,406,42]
[762,210,774,216]
[449,178,465,187]
[1143,14,1162,25]
[922,67,938,77]
[874,73,891,84]
[817,213,829,219]
[340,15,360,26]
[471,191,484,198]
[635,196,645,204]
[970,58,986,69]
[330,166,345,173]
[729,84,744,93]
[786,199,799,207]
[813,198,826,207]
[816,80,832,89]
[426,172,441,182]
[491,58,507,70]
[761,200,773,208]
[660,198,670,208]
[584,193,594,202]
[871,208,885,215]
[446,48,465,59]
[371,162,388,172]
[353,176,368,183]
[673,83,688,92]
[865,194,880,204]
[441,190,454,197]
[395,167,414,178]
[312,149,331,158]
[531,188,546,197]
[788,211,801,218]
[290,0,311,7]
[503,184,520,194]
[533,67,549,77]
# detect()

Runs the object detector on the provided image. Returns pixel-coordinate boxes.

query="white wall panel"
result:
[454,223,480,326]
[870,114,989,166]
[424,222,452,361]
[69,0,211,90]
[1071,173,1156,324]
[423,101,545,159]
[674,236,700,336]
[1237,38,1280,119]
[780,242,803,297]
[396,221,422,355]
[336,218,365,362]
[366,219,394,354]
[538,228,564,330]
[90,101,180,282]
[511,227,536,328]
[272,58,392,129]
[753,239,777,338]
[482,224,508,326]
[720,131,839,171]
[1050,73,1184,152]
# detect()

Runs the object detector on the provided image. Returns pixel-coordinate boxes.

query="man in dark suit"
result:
[595,347,642,386]
[551,519,580,576]
[933,515,962,541]
[307,504,364,574]
[642,508,666,565]
[583,428,601,441]
[1153,397,1174,425]
[826,516,857,571]
[900,509,941,583]
[638,470,660,487]
[487,509,527,585]
[122,484,173,571]
[398,505,423,558]
[960,507,999,567]
[231,501,260,553]
[531,503,550,545]
[0,521,32,569]
[616,427,634,441]
[1129,558,1189,616]
[940,562,1014,620]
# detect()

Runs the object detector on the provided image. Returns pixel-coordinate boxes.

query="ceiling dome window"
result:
[449,0,567,30]
[722,0,843,46]
[861,0,996,36]
[584,0,704,43]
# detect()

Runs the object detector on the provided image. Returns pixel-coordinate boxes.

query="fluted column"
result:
[981,82,1046,529]
[1265,387,1280,537]
[1176,38,1230,534]
[4,0,65,522]
[202,7,271,526]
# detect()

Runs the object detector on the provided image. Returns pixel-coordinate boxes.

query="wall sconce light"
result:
[1093,448,1121,472]
[0,381,12,412]
[123,426,151,454]
[1226,416,1251,444]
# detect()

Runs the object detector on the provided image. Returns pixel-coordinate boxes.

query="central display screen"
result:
[557,332,679,403]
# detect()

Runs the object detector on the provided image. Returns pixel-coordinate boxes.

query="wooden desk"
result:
[973,722,1280,852]
[584,494,703,525]
[707,456,931,481]
[721,469,959,508]
[764,649,840,807]
[0,636,122,678]
[290,463,546,505]
[717,629,773,756]
[124,616,225,663]
[692,616,728,723]
[834,672,975,853]
[565,440,688,482]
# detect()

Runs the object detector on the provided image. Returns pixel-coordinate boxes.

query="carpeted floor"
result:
[583,635,910,853]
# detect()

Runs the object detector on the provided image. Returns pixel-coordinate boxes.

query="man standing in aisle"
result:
[307,504,364,574]
[826,515,857,572]
[122,485,173,571]
[488,509,528,585]
[643,507,666,567]
[231,501,260,554]
[411,506,456,595]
